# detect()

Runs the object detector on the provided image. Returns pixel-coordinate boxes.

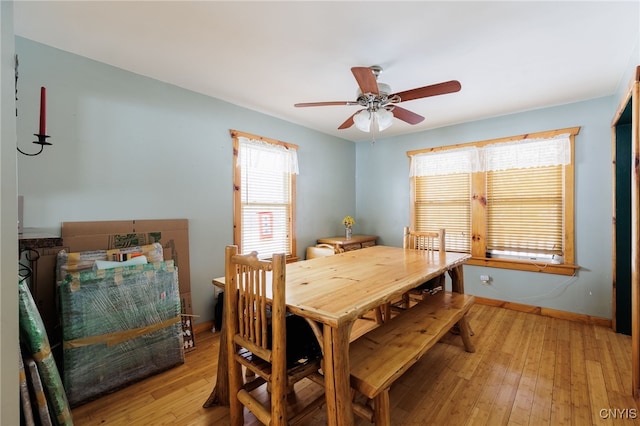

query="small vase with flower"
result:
[343,216,355,240]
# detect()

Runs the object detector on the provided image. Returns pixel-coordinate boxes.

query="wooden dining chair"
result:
[399,226,446,308]
[404,226,446,254]
[224,245,325,426]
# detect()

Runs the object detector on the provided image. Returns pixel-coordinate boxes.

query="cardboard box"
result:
[61,219,191,296]
[30,246,68,340]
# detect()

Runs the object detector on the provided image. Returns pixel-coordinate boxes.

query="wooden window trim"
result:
[409,126,580,276]
[231,129,297,260]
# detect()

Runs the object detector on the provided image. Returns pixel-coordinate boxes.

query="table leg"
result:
[202,327,229,407]
[322,322,354,426]
[448,264,464,294]
[447,264,475,352]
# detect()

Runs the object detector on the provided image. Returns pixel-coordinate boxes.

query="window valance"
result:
[238,136,299,175]
[410,133,572,177]
[410,147,481,177]
[482,134,571,172]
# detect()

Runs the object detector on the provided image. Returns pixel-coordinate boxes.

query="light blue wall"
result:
[15,37,356,324]
[356,97,616,319]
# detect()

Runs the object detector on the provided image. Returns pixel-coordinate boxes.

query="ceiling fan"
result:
[294,66,461,132]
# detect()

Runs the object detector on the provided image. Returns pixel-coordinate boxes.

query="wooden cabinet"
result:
[316,235,377,253]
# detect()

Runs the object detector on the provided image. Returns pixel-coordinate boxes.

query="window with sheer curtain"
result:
[231,130,298,259]
[408,127,579,275]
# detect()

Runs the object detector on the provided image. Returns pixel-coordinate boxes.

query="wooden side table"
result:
[316,235,378,253]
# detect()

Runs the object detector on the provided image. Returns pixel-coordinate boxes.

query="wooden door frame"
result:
[612,66,640,400]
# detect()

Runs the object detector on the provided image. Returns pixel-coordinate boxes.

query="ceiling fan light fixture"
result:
[353,109,372,132]
[375,108,393,131]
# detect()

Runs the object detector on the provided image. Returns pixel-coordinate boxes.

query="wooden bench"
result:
[349,290,476,425]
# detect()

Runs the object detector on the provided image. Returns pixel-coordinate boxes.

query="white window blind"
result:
[238,137,298,258]
[487,165,564,257]
[414,172,471,253]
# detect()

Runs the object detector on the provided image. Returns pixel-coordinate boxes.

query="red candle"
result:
[39,87,46,135]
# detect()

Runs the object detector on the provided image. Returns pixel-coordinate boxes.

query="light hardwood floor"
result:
[71,304,640,425]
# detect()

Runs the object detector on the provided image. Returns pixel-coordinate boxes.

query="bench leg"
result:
[457,315,476,353]
[374,303,392,324]
[375,307,384,324]
[373,389,391,426]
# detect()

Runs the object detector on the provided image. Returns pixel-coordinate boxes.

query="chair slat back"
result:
[403,226,446,255]
[225,246,287,365]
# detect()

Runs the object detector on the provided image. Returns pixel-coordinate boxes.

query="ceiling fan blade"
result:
[351,67,379,95]
[392,80,461,102]
[294,101,358,107]
[392,106,425,125]
[338,111,359,129]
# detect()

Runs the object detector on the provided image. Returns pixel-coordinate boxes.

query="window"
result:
[231,130,298,259]
[409,127,580,275]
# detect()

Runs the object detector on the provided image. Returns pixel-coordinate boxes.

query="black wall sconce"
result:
[18,86,51,157]
[15,55,52,157]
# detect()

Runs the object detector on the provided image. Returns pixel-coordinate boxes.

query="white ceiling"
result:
[12,1,640,142]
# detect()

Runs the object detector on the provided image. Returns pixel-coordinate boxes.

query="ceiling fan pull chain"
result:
[370,115,377,145]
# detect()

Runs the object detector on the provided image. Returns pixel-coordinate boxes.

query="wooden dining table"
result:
[204,245,471,426]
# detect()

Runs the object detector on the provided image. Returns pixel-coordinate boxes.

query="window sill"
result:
[467,257,578,276]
